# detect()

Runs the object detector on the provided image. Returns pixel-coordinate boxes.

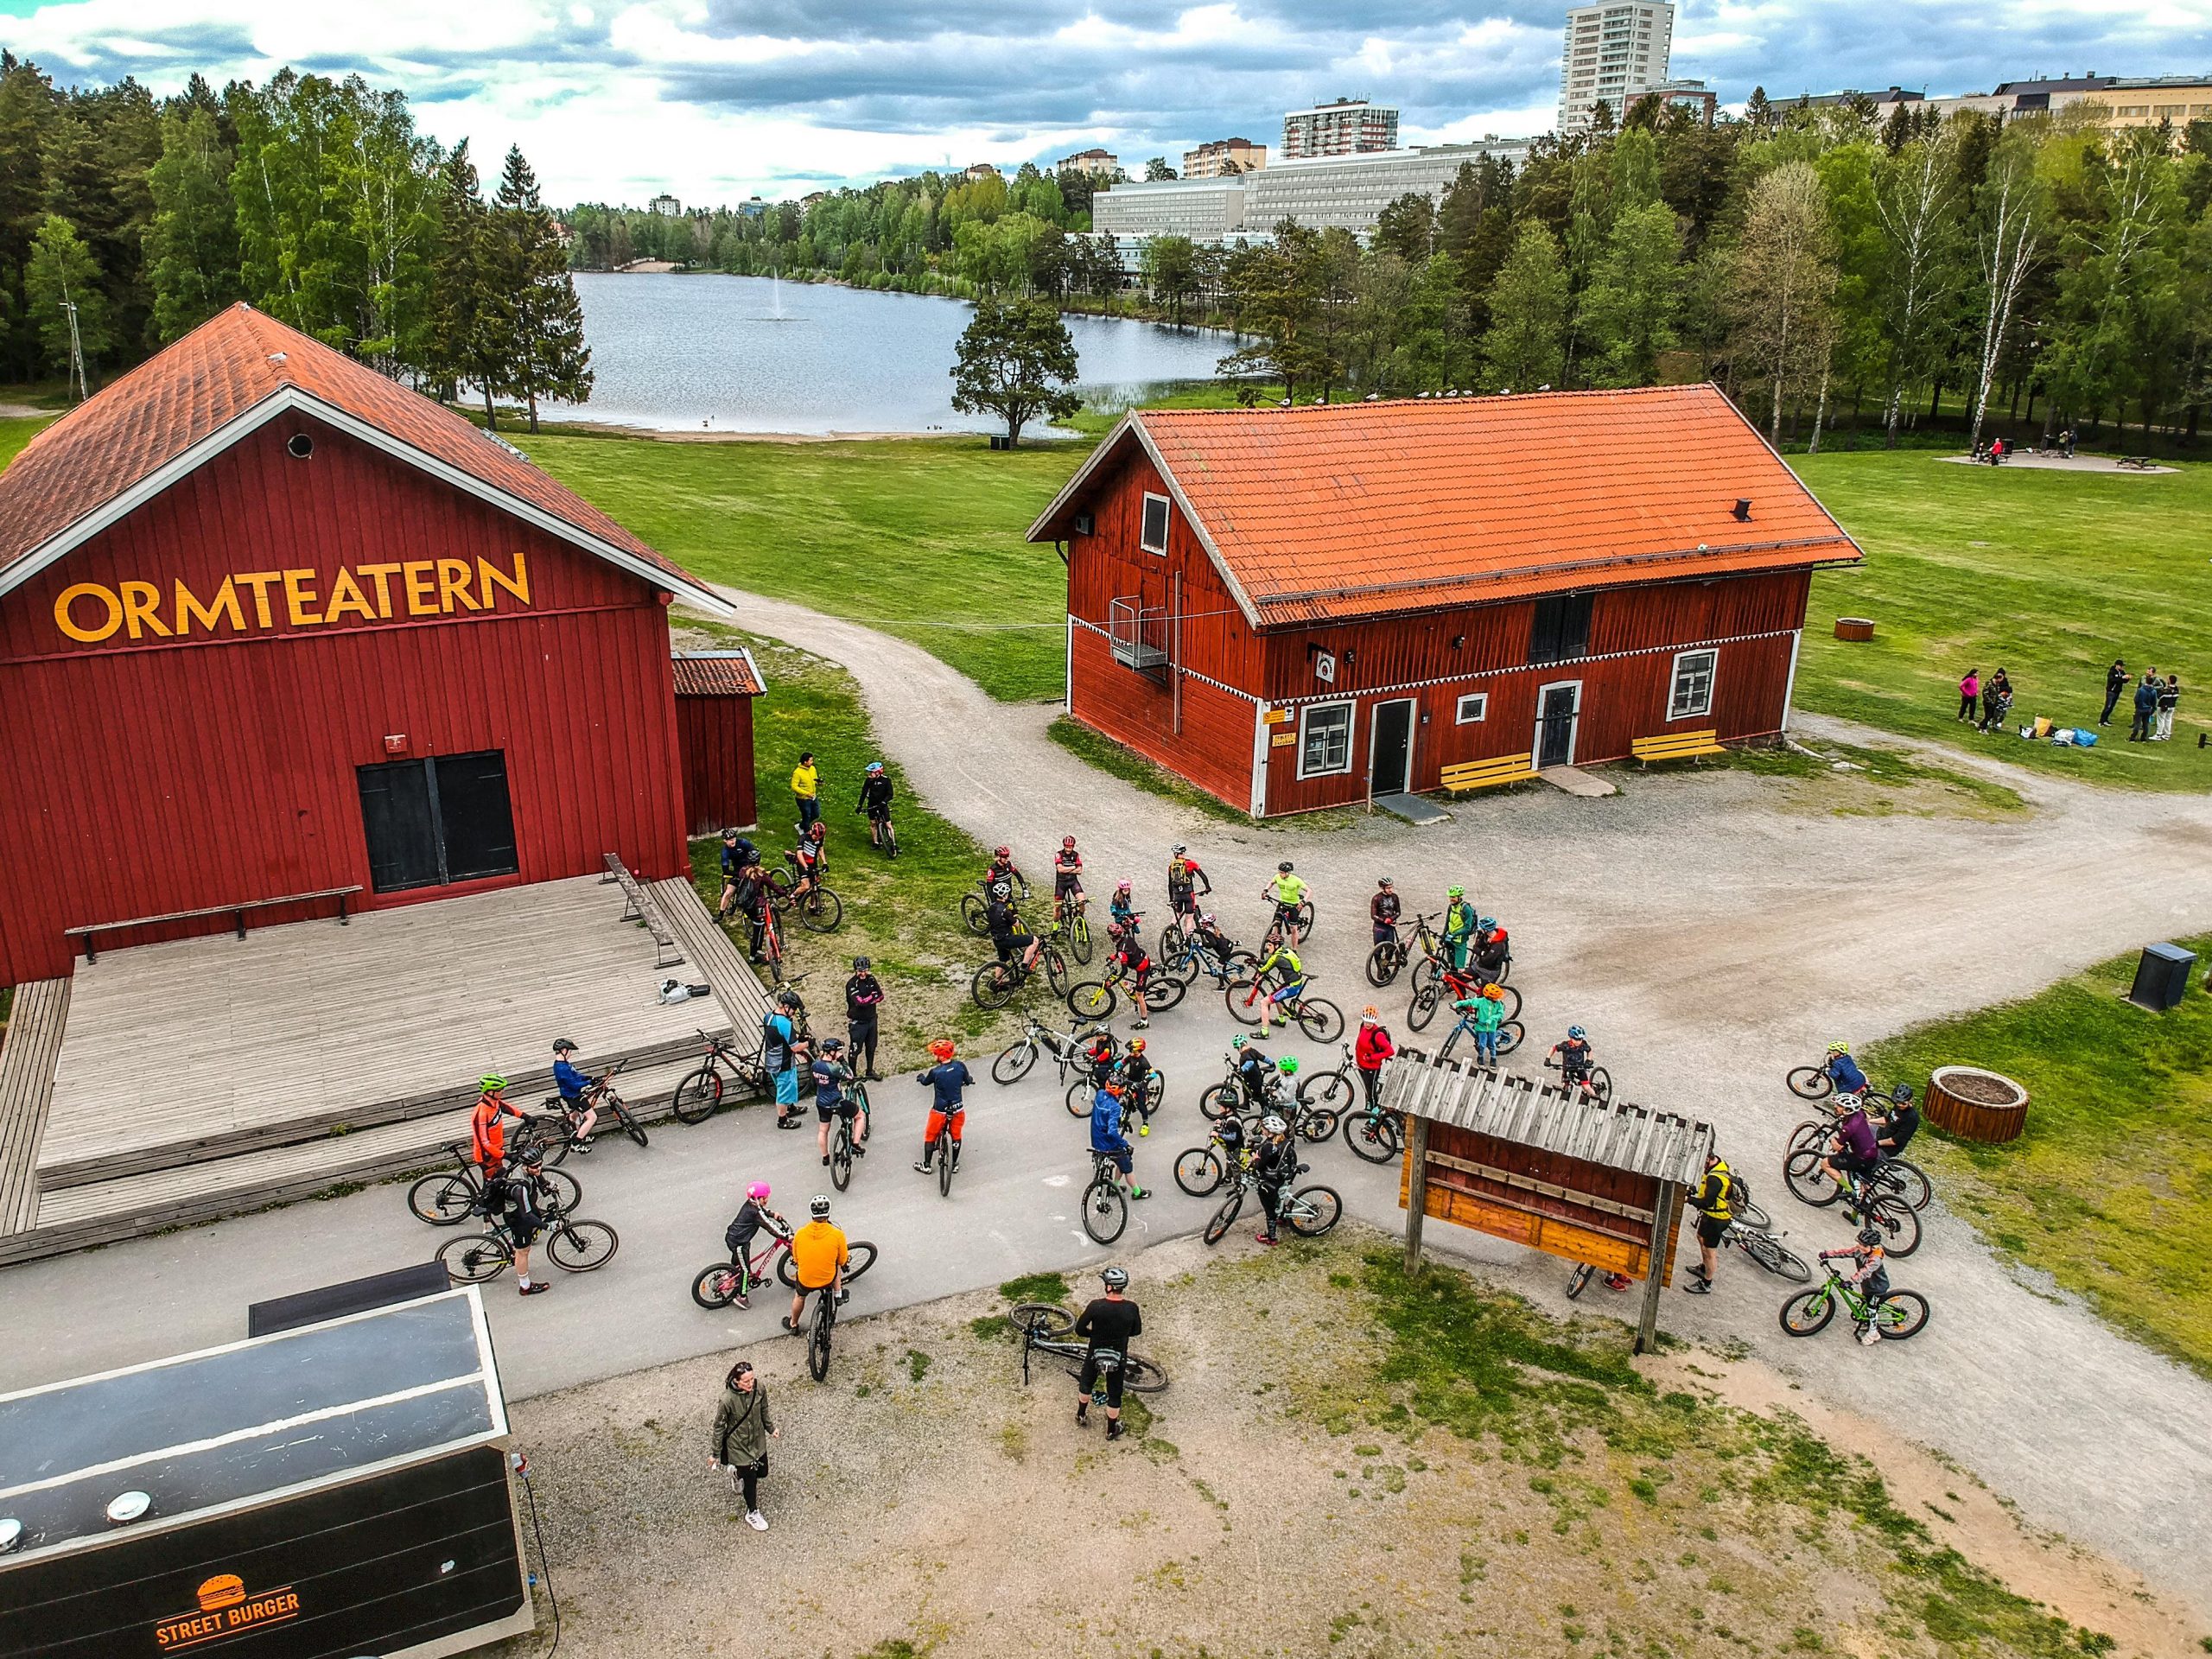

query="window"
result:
[1669,649,1718,721]
[1528,593,1593,665]
[1297,702,1355,778]
[1139,493,1171,555]
[1455,692,1488,724]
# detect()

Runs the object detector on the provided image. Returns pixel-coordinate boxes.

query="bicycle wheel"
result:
[1043,944,1071,999]
[1293,899,1315,937]
[690,1262,742,1309]
[1120,1355,1169,1394]
[1732,1183,1773,1231]
[938,1138,955,1197]
[1174,1147,1225,1196]
[1867,1198,1922,1257]
[1566,1262,1596,1300]
[1143,975,1186,1014]
[1287,1184,1341,1236]
[672,1065,724,1125]
[1299,1069,1352,1112]
[970,961,1018,1011]
[1083,1178,1128,1244]
[1739,1230,1813,1283]
[1497,1020,1525,1057]
[1885,1159,1932,1211]
[1872,1291,1930,1341]
[1786,1120,1829,1157]
[1296,1107,1338,1143]
[1780,1287,1835,1336]
[798,887,843,933]
[1437,1025,1465,1064]
[992,1040,1039,1085]
[1783,1148,1840,1206]
[1224,978,1265,1027]
[518,1116,574,1168]
[843,1241,878,1281]
[808,1306,833,1382]
[830,1122,854,1192]
[1365,942,1402,987]
[437,1231,512,1284]
[1490,983,1523,1024]
[960,892,989,935]
[1202,1186,1244,1245]
[1066,982,1118,1021]
[1587,1067,1613,1105]
[1071,911,1092,963]
[1201,1082,1242,1122]
[409,1173,478,1226]
[1787,1065,1834,1100]
[1410,956,1439,997]
[608,1096,648,1149]
[1065,1078,1093,1119]
[547,1218,620,1273]
[1295,997,1344,1044]
[1343,1109,1402,1165]
[1009,1302,1074,1338]
[774,1248,799,1288]
[1407,984,1440,1033]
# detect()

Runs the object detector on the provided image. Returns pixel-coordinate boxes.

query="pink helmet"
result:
[747,1180,771,1201]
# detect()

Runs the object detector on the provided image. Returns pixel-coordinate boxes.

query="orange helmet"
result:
[929,1038,956,1061]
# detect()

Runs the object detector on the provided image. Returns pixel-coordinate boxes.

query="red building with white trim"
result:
[1028,387,1862,817]
[0,305,744,986]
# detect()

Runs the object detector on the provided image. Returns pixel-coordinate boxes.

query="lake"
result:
[542,272,1230,436]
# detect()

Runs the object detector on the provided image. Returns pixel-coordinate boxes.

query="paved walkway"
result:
[1937,452,2177,474]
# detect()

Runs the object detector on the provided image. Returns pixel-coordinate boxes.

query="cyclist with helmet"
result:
[1455,983,1505,1066]
[1821,1226,1892,1345]
[782,1194,849,1335]
[1107,922,1157,1030]
[1370,877,1402,950]
[788,819,829,904]
[1192,910,1240,965]
[470,1075,524,1173]
[717,827,760,919]
[482,1144,554,1296]
[984,846,1030,905]
[1090,1078,1150,1205]
[1873,1084,1921,1157]
[986,880,1041,977]
[843,957,885,1079]
[1074,1267,1143,1440]
[1165,844,1210,922]
[1052,836,1086,926]
[855,760,895,850]
[550,1038,601,1152]
[1442,887,1478,971]
[1355,1007,1396,1108]
[810,1037,867,1168]
[764,991,808,1130]
[1821,1091,1882,1198]
[914,1039,972,1175]
[1683,1148,1737,1294]
[1550,1027,1597,1094]
[1252,1115,1300,1246]
[1255,937,1307,1028]
[1108,880,1141,938]
[1262,862,1309,946]
[1116,1036,1156,1127]
[1232,1034,1278,1108]
[1083,1027,1120,1091]
[1471,917,1510,982]
[721,1181,785,1309]
[1823,1042,1870,1100]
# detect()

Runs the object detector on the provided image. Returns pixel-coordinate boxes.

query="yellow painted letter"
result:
[175,577,245,636]
[55,582,123,643]
[402,561,439,616]
[435,557,482,613]
[282,569,323,626]
[479,551,531,609]
[120,580,174,639]
[234,572,283,629]
[322,568,378,623]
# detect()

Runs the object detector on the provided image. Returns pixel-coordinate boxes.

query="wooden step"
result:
[0,981,71,1235]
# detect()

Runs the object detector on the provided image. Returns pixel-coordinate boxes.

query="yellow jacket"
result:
[791,762,818,799]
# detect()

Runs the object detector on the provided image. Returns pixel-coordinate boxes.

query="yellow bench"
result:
[1631,729,1726,766]
[1440,752,1536,793]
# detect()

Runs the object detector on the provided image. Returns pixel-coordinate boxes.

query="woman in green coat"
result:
[709,1360,779,1531]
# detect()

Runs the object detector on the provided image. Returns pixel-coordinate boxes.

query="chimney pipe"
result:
[1732,498,1752,521]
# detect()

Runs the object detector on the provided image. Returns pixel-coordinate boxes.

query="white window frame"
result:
[1668,648,1719,721]
[1295,700,1356,779]
[1138,493,1171,556]
[1454,692,1488,725]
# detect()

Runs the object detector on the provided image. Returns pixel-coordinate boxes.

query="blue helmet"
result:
[1567,1025,1586,1040]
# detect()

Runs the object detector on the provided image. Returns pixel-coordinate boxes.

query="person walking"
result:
[2155,674,2180,741]
[844,957,885,1079]
[1956,668,1980,722]
[2101,658,2128,727]
[791,752,820,833]
[2131,671,2160,741]
[709,1359,779,1532]
[1073,1268,1142,1440]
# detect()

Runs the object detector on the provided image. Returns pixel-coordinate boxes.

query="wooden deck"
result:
[0,980,70,1233]
[651,876,774,1032]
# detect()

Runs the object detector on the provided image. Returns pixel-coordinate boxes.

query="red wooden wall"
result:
[0,412,690,985]
[675,695,759,836]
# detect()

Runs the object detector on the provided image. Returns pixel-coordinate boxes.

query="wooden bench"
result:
[601,853,684,969]
[1631,729,1726,766]
[65,886,362,964]
[2118,455,2155,470]
[1440,752,1536,793]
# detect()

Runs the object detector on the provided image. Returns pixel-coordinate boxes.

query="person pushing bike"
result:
[1074,1267,1142,1440]
[855,760,894,849]
[1683,1149,1736,1294]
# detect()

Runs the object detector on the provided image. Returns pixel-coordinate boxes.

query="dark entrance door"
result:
[1370,699,1414,795]
[1536,683,1580,768]
[358,750,520,893]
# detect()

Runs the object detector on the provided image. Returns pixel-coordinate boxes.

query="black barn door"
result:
[358,751,519,893]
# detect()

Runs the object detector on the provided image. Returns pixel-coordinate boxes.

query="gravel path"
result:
[709,587,2212,1619]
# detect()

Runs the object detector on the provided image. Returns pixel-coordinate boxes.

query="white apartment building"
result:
[1559,1,1675,134]
[1281,98,1400,159]
[1183,137,1268,178]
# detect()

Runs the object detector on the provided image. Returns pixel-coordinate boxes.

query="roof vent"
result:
[286,433,315,461]
[1732,498,1752,521]
[106,1491,151,1525]
[266,352,288,365]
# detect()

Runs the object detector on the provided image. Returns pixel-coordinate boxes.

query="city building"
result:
[1796,86,1926,110]
[1183,137,1268,177]
[1281,97,1399,159]
[1055,147,1121,177]
[1559,1,1675,134]
[1925,73,2212,128]
[1030,387,1859,817]
[963,162,1002,182]
[737,196,769,219]
[1653,77,1718,124]
[648,192,682,216]
[0,304,745,986]
[1091,176,1252,242]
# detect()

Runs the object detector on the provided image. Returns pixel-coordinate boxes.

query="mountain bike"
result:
[1785,1058,1837,1099]
[804,1278,850,1381]
[1782,1150,1923,1255]
[1542,1052,1613,1106]
[1007,1304,1167,1394]
[1433,1011,1526,1065]
[1199,1053,1287,1122]
[990,1014,1115,1087]
[1224,972,1343,1042]
[690,1224,877,1307]
[827,1084,868,1192]
[1066,957,1185,1022]
[1082,1150,1134,1243]
[1064,1065,1166,1122]
[765,858,843,932]
[408,1146,580,1225]
[960,878,1028,936]
[1407,964,1521,1031]
[671,1027,772,1125]
[861,803,899,859]
[1053,892,1093,963]
[1201,1163,1340,1245]
[519,1059,647,1162]
[1173,1123,1252,1196]
[1157,927,1257,992]
[1366,912,1445,987]
[1786,1101,1931,1211]
[1779,1258,1929,1342]
[972,937,1071,1009]
[436,1194,620,1283]
[925,1116,960,1197]
[1723,1217,1812,1281]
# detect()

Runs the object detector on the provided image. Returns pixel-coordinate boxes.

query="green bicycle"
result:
[1780,1256,1929,1341]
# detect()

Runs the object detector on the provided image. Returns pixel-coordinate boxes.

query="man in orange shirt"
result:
[782,1194,849,1333]
[470,1075,524,1173]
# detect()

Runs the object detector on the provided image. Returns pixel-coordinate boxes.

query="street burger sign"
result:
[153,1573,302,1649]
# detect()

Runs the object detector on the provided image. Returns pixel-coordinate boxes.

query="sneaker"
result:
[572,1136,594,1154]
[731,1294,749,1311]
[913,1160,933,1173]
[1255,1232,1278,1247]
[1683,1278,1712,1295]
[1858,1326,1882,1346]
[1106,1419,1125,1442]
[518,1281,550,1297]
[1130,1186,1150,1200]
[779,1316,798,1332]
[745,1510,769,1532]
[851,1144,867,1157]
[1076,1402,1090,1427]
[821,1154,831,1166]
[1132,1018,1150,1031]
[1604,1273,1633,1292]
[776,1116,804,1131]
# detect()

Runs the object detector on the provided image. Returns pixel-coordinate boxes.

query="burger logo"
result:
[154,1573,300,1649]
[195,1577,245,1613]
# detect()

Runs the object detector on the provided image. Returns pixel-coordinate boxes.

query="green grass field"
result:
[1864,938,2212,1381]
[0,416,52,471]
[1797,453,2209,791]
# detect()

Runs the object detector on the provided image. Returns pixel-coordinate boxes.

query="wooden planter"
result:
[1925,1065,2030,1143]
[1834,617,1877,642]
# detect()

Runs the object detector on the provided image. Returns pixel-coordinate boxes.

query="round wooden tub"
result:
[1834,617,1877,642]
[1925,1065,2030,1143]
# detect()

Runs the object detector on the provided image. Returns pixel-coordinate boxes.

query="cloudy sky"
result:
[1,0,2203,206]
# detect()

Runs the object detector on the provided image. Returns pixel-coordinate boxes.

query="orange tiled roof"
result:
[671,649,766,696]
[1029,385,1861,626]
[0,304,709,599]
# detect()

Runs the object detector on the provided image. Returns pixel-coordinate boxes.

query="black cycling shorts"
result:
[993,933,1018,964]
[1078,1351,1125,1408]
[1695,1212,1728,1249]
[1055,871,1082,896]
[506,1213,542,1249]
[815,1096,855,1122]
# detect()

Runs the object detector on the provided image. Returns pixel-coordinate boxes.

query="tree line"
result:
[0,54,590,429]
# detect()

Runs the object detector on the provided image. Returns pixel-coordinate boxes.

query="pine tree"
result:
[428,141,514,425]
[144,105,241,341]
[493,144,590,432]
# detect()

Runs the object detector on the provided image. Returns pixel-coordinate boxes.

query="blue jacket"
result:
[918,1060,972,1110]
[1090,1090,1130,1154]
[2135,679,2159,714]
[553,1058,589,1101]
[1826,1052,1868,1095]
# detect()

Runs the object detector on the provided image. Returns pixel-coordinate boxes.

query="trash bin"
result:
[2127,942,2196,1011]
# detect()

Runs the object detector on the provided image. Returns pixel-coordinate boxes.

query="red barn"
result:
[0,305,743,987]
[672,648,766,835]
[1028,387,1863,817]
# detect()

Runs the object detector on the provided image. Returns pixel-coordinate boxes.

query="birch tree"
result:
[1967,129,2040,452]
[1730,162,1838,442]
[1874,132,1963,447]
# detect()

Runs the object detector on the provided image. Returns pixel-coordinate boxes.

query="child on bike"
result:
[483,1147,552,1298]
[1193,911,1239,966]
[1471,917,1510,982]
[1459,985,1504,1065]
[1083,1028,1118,1090]
[722,1181,784,1310]
[1257,940,1306,1028]
[1550,1026,1596,1094]
[1090,1079,1149,1203]
[1109,880,1140,937]
[1232,1034,1278,1108]
[1116,1037,1155,1130]
[1822,1226,1892,1345]
[810,1037,867,1168]
[550,1037,600,1152]
[915,1039,972,1175]
[1822,1041,1869,1098]
[1107,923,1155,1031]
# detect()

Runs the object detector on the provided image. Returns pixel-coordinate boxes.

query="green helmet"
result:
[480,1074,508,1093]
[1278,1056,1300,1076]
[1230,1033,1247,1050]
[1447,885,1465,899]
